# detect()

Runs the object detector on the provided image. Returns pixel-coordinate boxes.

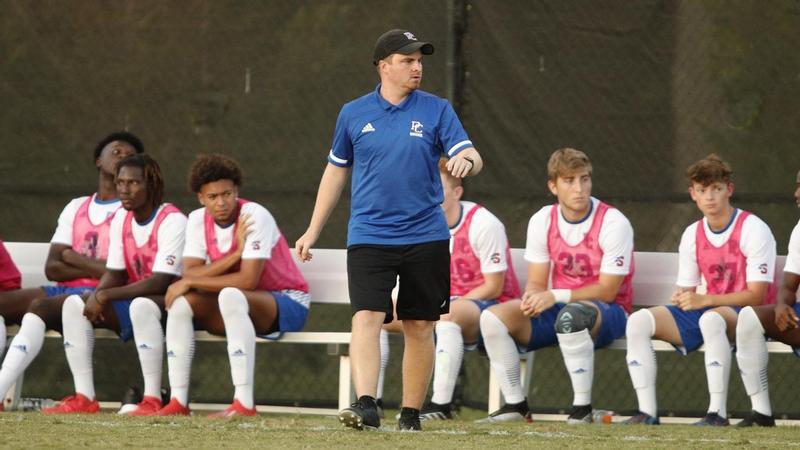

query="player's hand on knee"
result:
[675,291,706,311]
[775,303,799,331]
[84,294,105,323]
[165,279,191,310]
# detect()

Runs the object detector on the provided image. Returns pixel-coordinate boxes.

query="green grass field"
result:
[2,408,799,449]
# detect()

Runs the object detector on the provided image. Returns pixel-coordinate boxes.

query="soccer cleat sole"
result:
[338,409,378,431]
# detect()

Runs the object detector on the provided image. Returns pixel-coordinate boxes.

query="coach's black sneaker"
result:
[622,411,660,425]
[419,402,454,421]
[736,411,776,428]
[566,404,593,425]
[475,399,532,423]
[338,396,380,430]
[375,398,385,419]
[694,412,730,426]
[398,407,421,431]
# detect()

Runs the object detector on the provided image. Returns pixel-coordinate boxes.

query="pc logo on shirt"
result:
[410,121,423,138]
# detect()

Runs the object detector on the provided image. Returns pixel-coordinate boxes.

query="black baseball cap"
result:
[373,29,434,65]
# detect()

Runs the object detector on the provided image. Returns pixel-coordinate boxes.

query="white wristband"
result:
[552,289,572,303]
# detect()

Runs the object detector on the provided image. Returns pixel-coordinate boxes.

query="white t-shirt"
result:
[676,211,776,287]
[449,201,510,274]
[183,202,280,261]
[524,197,634,276]
[106,204,187,276]
[782,218,800,275]
[50,194,121,246]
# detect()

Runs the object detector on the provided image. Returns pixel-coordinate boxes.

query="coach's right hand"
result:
[295,230,318,263]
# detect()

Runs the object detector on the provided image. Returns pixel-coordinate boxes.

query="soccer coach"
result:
[296,29,482,431]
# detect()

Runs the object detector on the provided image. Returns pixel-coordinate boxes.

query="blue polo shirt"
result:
[328,85,474,246]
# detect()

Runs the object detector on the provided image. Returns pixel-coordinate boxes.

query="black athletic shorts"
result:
[347,240,450,323]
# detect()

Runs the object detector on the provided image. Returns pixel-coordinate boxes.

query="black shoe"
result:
[338,397,380,430]
[121,386,143,405]
[566,404,593,425]
[160,387,171,407]
[622,411,660,425]
[475,400,532,423]
[737,411,776,428]
[375,398,385,419]
[694,412,730,426]
[419,402,454,421]
[398,407,421,431]
[117,386,143,414]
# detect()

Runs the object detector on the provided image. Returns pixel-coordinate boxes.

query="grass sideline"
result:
[2,408,799,449]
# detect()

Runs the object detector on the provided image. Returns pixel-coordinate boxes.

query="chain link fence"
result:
[3,0,800,417]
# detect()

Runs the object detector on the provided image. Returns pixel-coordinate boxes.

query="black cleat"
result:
[398,407,421,431]
[419,402,454,421]
[694,412,730,426]
[375,398,385,419]
[476,400,532,423]
[736,411,776,427]
[338,397,380,430]
[566,404,593,425]
[622,411,660,425]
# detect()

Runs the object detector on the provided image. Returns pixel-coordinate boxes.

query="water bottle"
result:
[18,397,55,411]
[592,409,616,424]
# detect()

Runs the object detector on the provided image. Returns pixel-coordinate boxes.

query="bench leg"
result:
[487,351,535,414]
[338,354,352,412]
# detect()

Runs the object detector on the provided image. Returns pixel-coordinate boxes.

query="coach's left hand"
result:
[446,148,482,178]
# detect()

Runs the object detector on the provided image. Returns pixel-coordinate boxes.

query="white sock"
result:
[219,288,256,409]
[736,306,772,416]
[377,329,389,400]
[557,328,594,406]
[0,316,6,360]
[130,297,164,400]
[0,313,45,400]
[431,320,464,405]
[62,295,95,399]
[699,311,731,418]
[166,296,194,406]
[626,309,657,417]
[480,310,525,404]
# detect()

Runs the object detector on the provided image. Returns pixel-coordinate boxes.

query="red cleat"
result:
[155,398,190,416]
[208,399,258,418]
[127,396,162,416]
[42,393,99,414]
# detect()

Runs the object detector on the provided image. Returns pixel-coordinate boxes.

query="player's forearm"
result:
[44,260,95,282]
[182,251,241,279]
[461,273,504,300]
[568,282,620,303]
[703,288,767,308]
[775,272,800,307]
[61,250,107,278]
[305,164,348,236]
[97,273,175,303]
[183,271,259,293]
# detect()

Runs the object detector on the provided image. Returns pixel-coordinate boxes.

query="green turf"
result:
[2,408,799,449]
